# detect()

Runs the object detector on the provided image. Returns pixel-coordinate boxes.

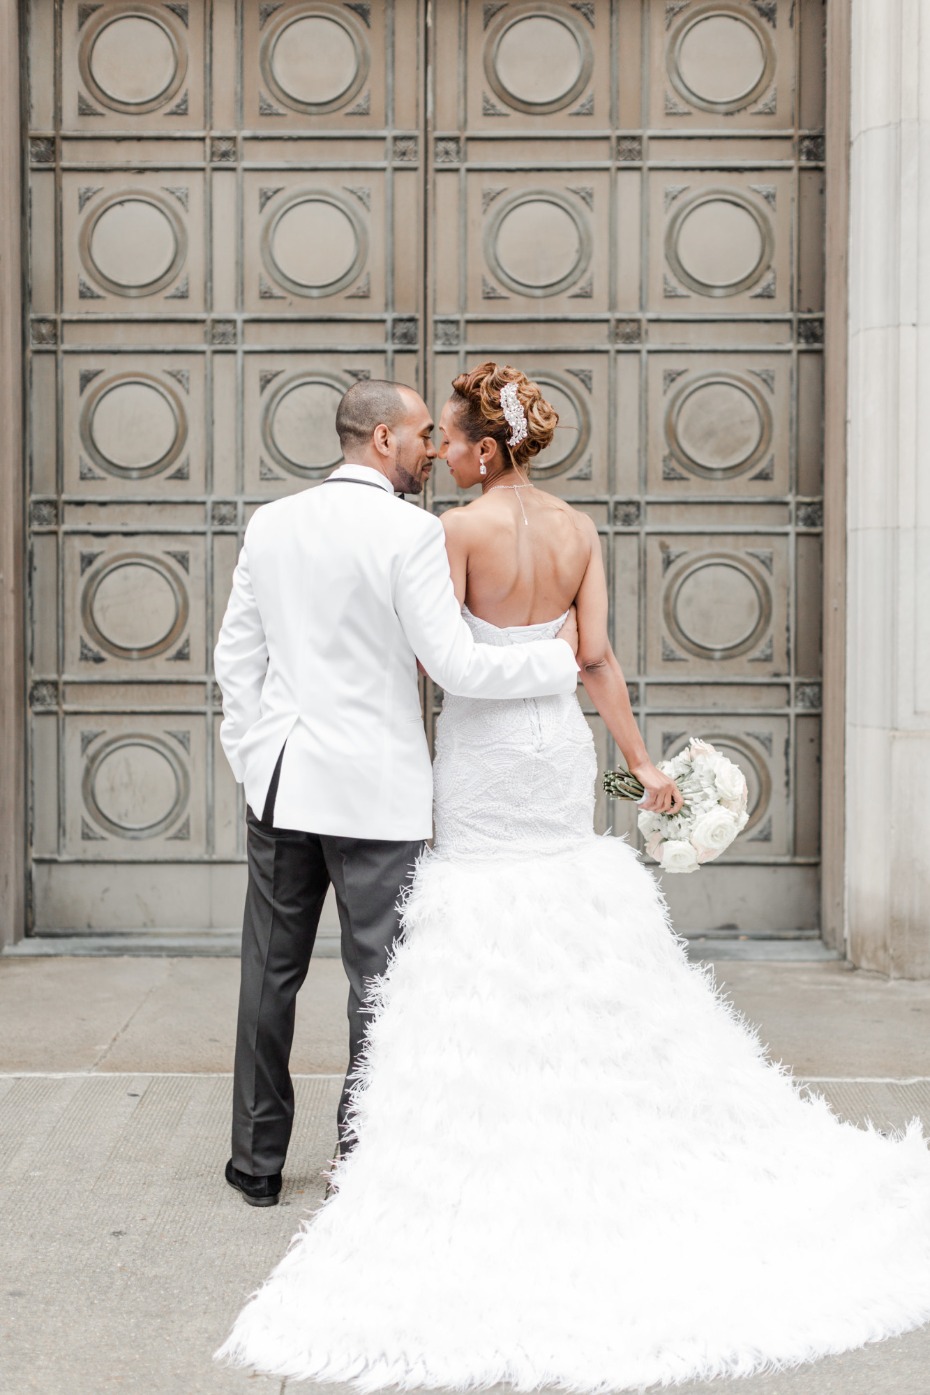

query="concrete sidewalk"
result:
[2,951,930,1395]
[4,951,930,1079]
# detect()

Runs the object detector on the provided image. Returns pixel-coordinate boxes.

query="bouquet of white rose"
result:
[603,737,749,874]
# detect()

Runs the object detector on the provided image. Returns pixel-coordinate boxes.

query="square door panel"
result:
[63,355,206,497]
[65,715,206,858]
[242,0,392,132]
[243,173,385,314]
[63,535,206,677]
[646,533,789,676]
[648,169,793,314]
[646,714,790,858]
[460,0,611,131]
[62,172,205,313]
[518,357,609,498]
[648,1,796,132]
[647,353,790,497]
[60,0,206,132]
[460,170,610,315]
[243,353,389,496]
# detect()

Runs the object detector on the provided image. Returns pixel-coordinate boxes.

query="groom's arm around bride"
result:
[213,379,578,1202]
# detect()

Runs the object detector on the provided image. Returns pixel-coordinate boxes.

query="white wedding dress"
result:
[216,609,930,1391]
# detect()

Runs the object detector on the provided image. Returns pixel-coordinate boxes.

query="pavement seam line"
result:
[0,1070,346,1078]
[2,1071,930,1082]
[801,1076,930,1084]
[88,960,172,1070]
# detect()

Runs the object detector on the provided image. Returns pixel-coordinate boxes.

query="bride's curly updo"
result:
[449,362,558,470]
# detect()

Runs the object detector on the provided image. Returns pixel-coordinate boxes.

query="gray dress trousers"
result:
[232,746,423,1176]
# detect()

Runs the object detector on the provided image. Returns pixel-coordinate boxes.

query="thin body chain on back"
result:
[485,482,531,526]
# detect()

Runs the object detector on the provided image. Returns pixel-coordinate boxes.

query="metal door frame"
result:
[0,0,26,950]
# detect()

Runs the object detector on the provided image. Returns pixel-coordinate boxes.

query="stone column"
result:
[846,0,930,975]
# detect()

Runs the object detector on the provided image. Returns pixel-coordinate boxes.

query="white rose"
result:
[637,811,663,839]
[663,755,688,781]
[713,757,747,806]
[689,769,717,801]
[644,830,664,861]
[658,839,700,874]
[691,806,739,861]
[688,737,716,761]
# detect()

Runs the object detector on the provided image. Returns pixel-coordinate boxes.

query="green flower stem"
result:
[603,770,646,801]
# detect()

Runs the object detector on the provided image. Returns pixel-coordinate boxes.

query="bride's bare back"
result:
[435,359,682,813]
[443,487,591,626]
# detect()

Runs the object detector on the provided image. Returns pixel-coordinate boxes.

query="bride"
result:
[216,363,930,1390]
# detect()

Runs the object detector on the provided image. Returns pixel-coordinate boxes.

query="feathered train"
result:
[215,835,930,1390]
[217,608,930,1388]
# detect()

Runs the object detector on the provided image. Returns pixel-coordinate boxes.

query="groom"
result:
[214,379,579,1205]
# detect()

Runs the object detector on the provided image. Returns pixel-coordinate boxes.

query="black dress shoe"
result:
[225,1158,282,1207]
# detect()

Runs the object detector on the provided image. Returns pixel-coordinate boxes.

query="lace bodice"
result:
[432,607,597,857]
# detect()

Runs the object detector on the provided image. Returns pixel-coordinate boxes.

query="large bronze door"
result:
[23,0,824,936]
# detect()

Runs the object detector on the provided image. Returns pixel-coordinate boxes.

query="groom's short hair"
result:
[336,379,408,454]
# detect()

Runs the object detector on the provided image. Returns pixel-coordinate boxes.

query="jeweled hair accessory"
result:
[500,381,528,449]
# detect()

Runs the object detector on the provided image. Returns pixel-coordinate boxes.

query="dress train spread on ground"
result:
[216,611,930,1391]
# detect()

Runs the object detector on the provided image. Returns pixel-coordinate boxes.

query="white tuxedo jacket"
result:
[214,464,578,840]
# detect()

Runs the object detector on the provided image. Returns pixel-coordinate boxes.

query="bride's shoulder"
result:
[567,503,599,539]
[543,494,597,538]
[439,499,485,536]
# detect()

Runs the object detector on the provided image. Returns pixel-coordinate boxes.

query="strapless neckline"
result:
[462,604,570,635]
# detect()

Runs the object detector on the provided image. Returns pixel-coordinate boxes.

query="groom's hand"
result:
[556,606,579,656]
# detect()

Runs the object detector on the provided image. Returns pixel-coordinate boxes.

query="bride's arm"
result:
[575,519,682,815]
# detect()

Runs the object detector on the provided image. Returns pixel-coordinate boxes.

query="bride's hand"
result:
[556,605,579,655]
[630,760,684,815]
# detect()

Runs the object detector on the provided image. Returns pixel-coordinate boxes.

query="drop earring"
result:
[479,462,487,476]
